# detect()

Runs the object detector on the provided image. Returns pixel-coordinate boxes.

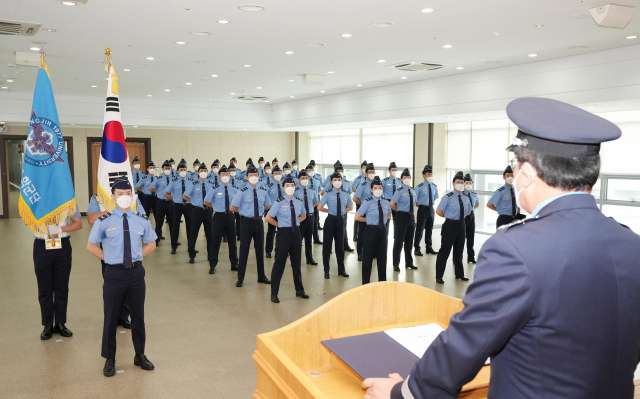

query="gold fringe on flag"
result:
[97,183,115,213]
[19,196,77,235]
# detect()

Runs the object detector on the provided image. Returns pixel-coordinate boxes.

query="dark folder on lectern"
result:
[321,331,420,379]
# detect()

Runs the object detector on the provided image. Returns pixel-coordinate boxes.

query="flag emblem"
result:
[26,111,65,166]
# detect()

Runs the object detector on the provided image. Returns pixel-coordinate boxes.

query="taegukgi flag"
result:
[19,55,76,234]
[96,50,136,212]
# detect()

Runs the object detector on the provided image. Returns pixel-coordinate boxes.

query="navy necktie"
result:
[336,189,341,217]
[277,184,282,198]
[290,200,298,233]
[510,186,516,216]
[409,189,414,213]
[428,183,433,208]
[458,194,464,221]
[378,199,384,229]
[224,186,230,213]
[253,188,259,218]
[303,188,310,215]
[151,176,155,196]
[202,182,206,204]
[392,179,396,195]
[181,179,185,195]
[122,213,132,266]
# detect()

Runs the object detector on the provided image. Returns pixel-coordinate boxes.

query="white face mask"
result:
[403,178,411,186]
[372,189,383,198]
[300,179,309,187]
[332,181,342,189]
[221,176,230,183]
[172,164,177,170]
[390,171,398,177]
[293,165,298,170]
[308,171,315,177]
[284,187,296,196]
[133,164,140,170]
[464,184,473,191]
[265,169,272,175]
[362,168,366,174]
[426,176,434,183]
[274,174,283,182]
[248,176,259,184]
[368,173,375,180]
[163,169,171,176]
[179,171,187,178]
[513,164,535,209]
[212,168,219,174]
[259,162,265,168]
[194,166,199,171]
[505,177,514,185]
[199,172,208,179]
[230,171,237,177]
[284,170,291,175]
[148,169,155,175]
[454,183,464,192]
[114,195,133,209]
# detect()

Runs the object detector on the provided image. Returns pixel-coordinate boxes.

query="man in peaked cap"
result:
[365,97,640,399]
[488,165,526,229]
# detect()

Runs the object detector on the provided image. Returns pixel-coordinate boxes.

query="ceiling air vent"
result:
[237,95,269,101]
[390,61,443,72]
[0,19,41,36]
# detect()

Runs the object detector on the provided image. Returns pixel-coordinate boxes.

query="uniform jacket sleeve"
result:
[393,235,533,399]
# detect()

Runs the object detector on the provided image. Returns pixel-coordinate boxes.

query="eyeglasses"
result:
[509,157,519,169]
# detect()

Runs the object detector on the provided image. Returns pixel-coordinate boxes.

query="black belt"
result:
[396,211,413,214]
[327,214,342,218]
[106,261,142,269]
[242,215,263,220]
[176,202,190,206]
[446,218,463,222]
[306,213,314,217]
[418,205,433,209]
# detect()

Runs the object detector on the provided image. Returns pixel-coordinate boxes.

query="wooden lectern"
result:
[253,282,490,399]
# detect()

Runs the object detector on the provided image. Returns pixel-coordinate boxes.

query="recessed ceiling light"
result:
[284,51,294,55]
[43,28,57,32]
[243,129,247,131]
[534,24,545,28]
[264,100,269,103]
[238,4,265,11]
[30,47,40,51]
[61,1,77,5]
[626,35,638,39]
[443,44,453,49]
[211,74,218,77]
[190,31,211,36]
[165,89,170,92]
[195,61,205,64]
[400,77,407,79]
[1,87,8,89]
[493,31,501,36]
[133,126,138,128]
[341,33,352,38]
[185,82,192,85]
[290,96,295,98]
[244,64,251,67]
[356,84,362,87]
[327,71,335,74]
[218,20,230,24]
[320,90,325,93]
[70,124,75,125]
[288,79,294,82]
[456,67,464,70]
[370,22,394,28]
[146,57,154,60]
[176,41,186,45]
[421,8,434,13]
[6,79,14,83]
[306,43,325,47]
[230,92,236,95]
[257,86,262,89]
[90,85,97,87]
[123,68,131,72]
[147,94,152,97]
[377,59,385,63]
[528,53,538,57]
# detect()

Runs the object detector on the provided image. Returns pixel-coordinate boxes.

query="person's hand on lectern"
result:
[362,373,404,399]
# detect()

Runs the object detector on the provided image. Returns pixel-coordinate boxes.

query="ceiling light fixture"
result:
[534,24,545,28]
[356,84,362,86]
[320,91,325,93]
[30,47,40,51]
[218,20,230,24]
[165,89,170,92]
[443,44,453,48]
[288,79,294,82]
[257,86,262,89]
[626,35,638,39]
[528,53,538,57]
[61,1,77,5]
[284,51,294,55]
[264,100,269,103]
[400,76,407,79]
[327,71,335,74]
[146,57,154,60]
[189,31,211,36]
[6,79,14,83]
[91,85,97,87]
[147,94,152,97]
[341,33,352,38]
[230,92,236,95]
[134,126,138,128]
[377,59,385,63]
[493,31,501,36]
[244,64,251,67]
[70,124,75,126]
[176,41,186,45]
[123,68,131,71]
[186,82,192,85]
[421,8,434,13]
[196,61,205,64]
[1,87,8,89]
[211,74,218,77]
[370,22,394,28]
[290,96,295,98]
[43,28,57,32]
[306,43,325,47]
[238,4,265,11]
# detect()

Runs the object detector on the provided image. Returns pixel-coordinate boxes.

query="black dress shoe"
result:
[258,277,272,284]
[41,326,53,340]
[271,295,280,303]
[53,324,73,337]
[134,354,154,370]
[405,264,418,270]
[236,281,243,287]
[195,250,199,254]
[296,290,310,299]
[266,252,272,258]
[357,255,363,261]
[209,267,216,274]
[338,272,349,278]
[318,226,323,230]
[117,319,131,329]
[456,276,470,281]
[160,236,166,240]
[393,265,400,272]
[307,259,318,265]
[231,264,238,271]
[436,278,445,284]
[414,249,424,256]
[103,359,116,377]
[468,258,476,264]
[427,247,439,255]
[314,240,323,245]
[171,249,176,254]
[345,246,355,252]
[189,258,195,264]
[177,242,181,245]
[324,272,330,279]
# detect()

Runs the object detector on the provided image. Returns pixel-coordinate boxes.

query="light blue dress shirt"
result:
[87,195,145,214]
[206,172,220,186]
[437,191,473,220]
[135,174,156,196]
[230,185,272,217]
[319,187,353,216]
[489,184,517,215]
[88,207,157,264]
[382,176,403,199]
[463,190,480,212]
[164,177,193,204]
[150,175,172,201]
[131,169,145,187]
[294,186,319,215]
[415,181,439,206]
[267,196,305,227]
[203,182,239,213]
[322,179,352,195]
[390,186,417,212]
[183,179,214,208]
[266,181,285,203]
[357,196,393,225]
[354,178,376,201]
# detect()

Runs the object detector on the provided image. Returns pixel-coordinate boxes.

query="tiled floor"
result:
[0,214,488,398]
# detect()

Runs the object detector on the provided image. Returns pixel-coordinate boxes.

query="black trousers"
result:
[393,212,415,267]
[414,206,435,251]
[496,214,526,229]
[188,206,213,259]
[270,227,303,296]
[353,203,361,241]
[235,213,242,239]
[171,203,192,250]
[465,213,476,260]
[342,213,350,248]
[142,194,157,221]
[362,225,387,285]
[299,215,315,262]
[137,191,146,205]
[323,215,345,274]
[154,200,173,243]
[101,253,129,322]
[435,219,466,279]
[33,237,72,327]
[209,212,238,268]
[313,207,321,241]
[357,219,366,256]
[102,264,146,359]
[385,209,396,236]
[237,217,267,282]
[265,221,277,254]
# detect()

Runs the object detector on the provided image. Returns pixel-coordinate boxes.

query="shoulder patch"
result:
[397,186,404,191]
[276,197,285,202]
[447,192,454,197]
[136,212,149,220]
[142,175,148,179]
[193,181,198,185]
[172,177,178,182]
[365,197,373,201]
[417,182,424,187]
[498,218,526,231]
[295,187,300,191]
[259,187,267,191]
[498,187,505,191]
[241,187,248,192]
[383,176,390,181]
[361,181,367,186]
[98,212,112,221]
[268,183,274,187]
[213,184,219,189]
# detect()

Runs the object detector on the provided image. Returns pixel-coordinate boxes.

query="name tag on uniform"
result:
[504,194,510,198]
[195,188,200,191]
[246,196,252,199]
[217,193,223,196]
[370,204,376,208]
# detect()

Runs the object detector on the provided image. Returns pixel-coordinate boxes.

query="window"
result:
[446,122,471,170]
[602,205,640,233]
[309,129,359,165]
[362,126,413,168]
[606,178,640,203]
[471,120,510,170]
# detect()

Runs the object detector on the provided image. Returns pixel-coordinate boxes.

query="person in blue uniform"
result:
[321,163,355,252]
[303,164,323,245]
[366,97,640,399]
[354,163,377,261]
[265,165,284,258]
[310,160,324,232]
[230,165,272,287]
[228,163,243,241]
[488,165,526,228]
[168,158,178,179]
[257,157,266,179]
[463,174,480,263]
[355,176,392,285]
[183,164,213,264]
[261,162,273,186]
[318,172,353,279]
[321,160,340,188]
[352,160,368,243]
[131,156,145,204]
[290,159,300,178]
[149,160,172,244]
[238,158,253,181]
[414,165,439,256]
[271,157,279,169]
[383,162,403,235]
[135,162,157,219]
[294,171,319,265]
[433,171,472,284]
[86,177,157,377]
[282,162,293,178]
[31,204,82,340]
[203,165,239,274]
[187,159,200,180]
[390,169,418,272]
[206,160,220,183]
[266,176,309,303]
[164,162,192,254]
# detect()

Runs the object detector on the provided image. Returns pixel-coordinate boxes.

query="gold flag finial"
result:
[39,52,50,77]
[105,47,111,56]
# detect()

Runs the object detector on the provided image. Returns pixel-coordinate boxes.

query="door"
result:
[88,138,150,197]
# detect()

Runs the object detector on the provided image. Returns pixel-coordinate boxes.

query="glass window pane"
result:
[474,194,496,233]
[362,133,385,167]
[447,123,470,170]
[340,134,359,165]
[321,136,340,165]
[471,119,509,170]
[309,136,323,163]
[473,173,505,193]
[606,179,640,202]
[591,178,602,201]
[363,126,413,168]
[598,119,640,174]
[602,204,640,234]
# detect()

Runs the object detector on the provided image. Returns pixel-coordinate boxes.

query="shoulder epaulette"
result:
[361,181,367,186]
[498,187,505,191]
[136,212,149,220]
[268,183,274,187]
[276,197,285,202]
[498,219,526,231]
[471,191,476,194]
[259,186,267,191]
[172,177,178,182]
[447,192,454,197]
[241,187,248,192]
[192,181,198,185]
[433,183,437,187]
[98,212,112,221]
[383,176,390,181]
[397,186,404,191]
[417,182,424,187]
[365,196,373,201]
[213,184,219,189]
[295,187,300,191]
[341,188,349,193]
[142,175,148,179]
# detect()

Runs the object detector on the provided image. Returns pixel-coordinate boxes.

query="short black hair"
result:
[513,146,600,191]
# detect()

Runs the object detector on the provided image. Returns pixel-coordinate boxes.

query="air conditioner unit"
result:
[0,19,41,36]
[302,74,325,86]
[589,4,635,28]
[389,61,443,72]
[15,52,41,67]
[237,95,269,101]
